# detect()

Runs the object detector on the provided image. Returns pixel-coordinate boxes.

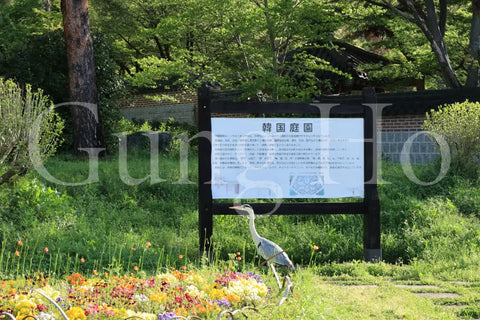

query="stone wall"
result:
[120,103,196,125]
[377,114,439,164]
[119,91,196,125]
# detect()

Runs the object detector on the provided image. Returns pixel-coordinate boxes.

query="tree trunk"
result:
[429,34,462,88]
[61,0,106,154]
[45,0,51,11]
[466,0,480,87]
[422,0,462,88]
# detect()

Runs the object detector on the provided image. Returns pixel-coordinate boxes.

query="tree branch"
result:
[439,0,447,37]
[424,0,441,35]
[364,0,416,24]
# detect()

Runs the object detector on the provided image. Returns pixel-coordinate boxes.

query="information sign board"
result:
[197,84,381,262]
[211,118,364,199]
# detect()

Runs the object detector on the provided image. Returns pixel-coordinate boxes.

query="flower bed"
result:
[0,270,270,319]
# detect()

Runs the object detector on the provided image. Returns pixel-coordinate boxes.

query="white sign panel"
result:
[211,118,364,199]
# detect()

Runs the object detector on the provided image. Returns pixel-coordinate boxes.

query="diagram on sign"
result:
[289,174,324,196]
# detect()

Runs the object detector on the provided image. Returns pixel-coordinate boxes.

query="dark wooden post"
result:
[198,84,213,259]
[362,87,382,261]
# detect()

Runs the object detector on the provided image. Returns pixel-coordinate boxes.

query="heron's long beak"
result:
[229,206,242,210]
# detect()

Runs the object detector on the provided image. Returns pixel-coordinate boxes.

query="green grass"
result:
[1,152,480,281]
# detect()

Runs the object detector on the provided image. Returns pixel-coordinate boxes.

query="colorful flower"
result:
[65,307,86,320]
[158,311,176,320]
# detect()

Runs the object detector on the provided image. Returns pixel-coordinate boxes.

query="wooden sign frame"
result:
[197,86,381,262]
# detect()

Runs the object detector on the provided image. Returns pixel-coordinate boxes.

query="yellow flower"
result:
[207,287,225,300]
[14,296,37,317]
[149,291,167,304]
[66,306,87,320]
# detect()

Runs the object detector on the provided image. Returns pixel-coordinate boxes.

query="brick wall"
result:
[377,114,426,132]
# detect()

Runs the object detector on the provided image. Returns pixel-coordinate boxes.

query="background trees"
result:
[0,0,478,148]
[363,0,480,88]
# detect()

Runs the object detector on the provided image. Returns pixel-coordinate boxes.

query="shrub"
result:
[0,79,64,185]
[423,100,480,177]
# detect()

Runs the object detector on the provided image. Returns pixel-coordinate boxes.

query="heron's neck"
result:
[248,214,261,245]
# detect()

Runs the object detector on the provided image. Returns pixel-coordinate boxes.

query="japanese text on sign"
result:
[211,118,364,199]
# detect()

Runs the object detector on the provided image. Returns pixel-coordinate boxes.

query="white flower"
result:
[37,312,54,320]
[134,294,148,302]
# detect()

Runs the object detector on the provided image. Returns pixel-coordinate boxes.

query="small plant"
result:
[423,100,480,177]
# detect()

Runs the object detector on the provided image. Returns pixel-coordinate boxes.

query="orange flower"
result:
[15,251,20,257]
[93,270,98,276]
[146,241,152,247]
[236,251,241,256]
[66,273,85,286]
[313,245,319,251]
[80,258,85,263]
[237,256,242,261]
[174,307,188,317]
[181,266,187,270]
[133,266,139,271]
[178,255,183,259]
[44,247,49,253]
[17,241,23,246]
[196,304,207,314]
[131,247,136,251]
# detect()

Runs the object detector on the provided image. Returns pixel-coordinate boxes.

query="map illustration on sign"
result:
[211,118,364,199]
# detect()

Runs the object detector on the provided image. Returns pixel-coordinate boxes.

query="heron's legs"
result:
[268,262,282,289]
[278,275,293,306]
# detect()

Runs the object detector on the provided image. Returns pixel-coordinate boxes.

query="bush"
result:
[0,79,64,185]
[423,100,480,177]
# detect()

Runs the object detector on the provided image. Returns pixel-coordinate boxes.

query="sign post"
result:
[198,86,381,262]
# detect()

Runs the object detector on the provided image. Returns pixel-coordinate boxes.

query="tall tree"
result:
[61,0,106,153]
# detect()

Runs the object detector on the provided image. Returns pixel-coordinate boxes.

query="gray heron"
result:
[229,204,295,289]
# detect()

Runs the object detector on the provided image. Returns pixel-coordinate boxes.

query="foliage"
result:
[239,51,351,101]
[0,0,129,154]
[0,79,64,185]
[0,178,74,234]
[89,0,345,100]
[92,32,130,154]
[423,100,480,176]
[1,29,69,103]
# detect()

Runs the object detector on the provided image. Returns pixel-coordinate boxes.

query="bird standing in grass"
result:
[229,204,295,290]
